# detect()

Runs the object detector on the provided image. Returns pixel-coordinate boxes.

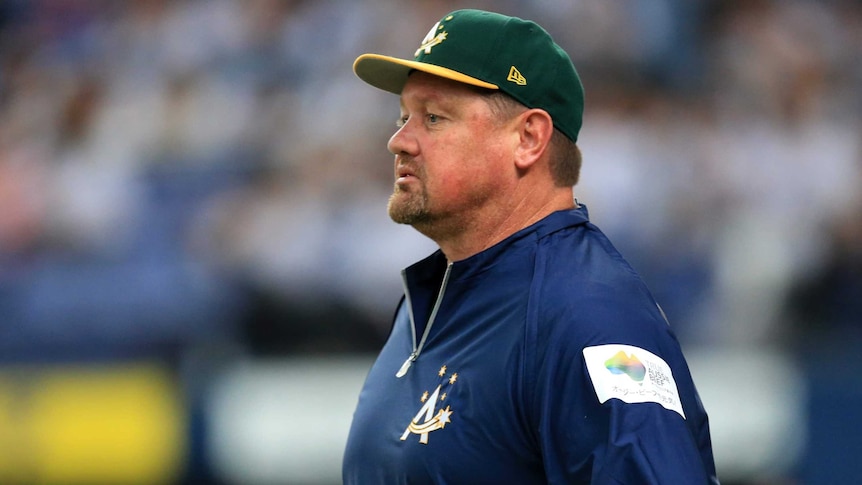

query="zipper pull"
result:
[396,352,417,378]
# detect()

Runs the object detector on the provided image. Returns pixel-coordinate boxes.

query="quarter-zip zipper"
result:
[396,262,453,378]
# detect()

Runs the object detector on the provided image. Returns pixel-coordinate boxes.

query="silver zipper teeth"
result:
[396,263,453,377]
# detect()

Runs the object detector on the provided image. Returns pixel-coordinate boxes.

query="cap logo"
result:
[507,66,527,85]
[415,22,448,57]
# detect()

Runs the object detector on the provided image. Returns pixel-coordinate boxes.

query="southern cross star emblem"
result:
[414,19,451,57]
[415,30,447,56]
[400,365,458,444]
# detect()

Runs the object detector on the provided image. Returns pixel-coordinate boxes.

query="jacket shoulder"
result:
[530,222,673,349]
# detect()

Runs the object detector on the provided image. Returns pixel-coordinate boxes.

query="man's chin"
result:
[388,209,426,225]
[388,199,429,226]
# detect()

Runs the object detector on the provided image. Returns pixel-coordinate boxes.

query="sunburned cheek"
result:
[434,170,492,209]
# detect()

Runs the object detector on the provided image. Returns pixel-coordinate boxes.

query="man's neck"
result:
[429,189,575,262]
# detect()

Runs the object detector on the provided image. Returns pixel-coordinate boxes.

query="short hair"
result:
[548,127,581,187]
[482,90,581,187]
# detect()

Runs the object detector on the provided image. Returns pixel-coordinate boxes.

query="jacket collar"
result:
[405,206,590,283]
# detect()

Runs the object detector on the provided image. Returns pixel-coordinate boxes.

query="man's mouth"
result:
[396,167,417,183]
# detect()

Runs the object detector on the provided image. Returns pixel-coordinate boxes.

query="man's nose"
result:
[387,121,418,156]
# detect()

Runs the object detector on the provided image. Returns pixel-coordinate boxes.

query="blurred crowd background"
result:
[0,0,860,483]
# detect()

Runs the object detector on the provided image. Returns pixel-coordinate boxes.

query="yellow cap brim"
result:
[353,53,498,95]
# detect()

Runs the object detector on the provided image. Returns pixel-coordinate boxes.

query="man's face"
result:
[386,72,514,238]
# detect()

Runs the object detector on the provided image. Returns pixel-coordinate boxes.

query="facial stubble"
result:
[388,182,431,226]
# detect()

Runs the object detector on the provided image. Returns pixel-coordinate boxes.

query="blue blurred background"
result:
[0,0,860,483]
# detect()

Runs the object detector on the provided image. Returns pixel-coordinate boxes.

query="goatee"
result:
[388,186,431,225]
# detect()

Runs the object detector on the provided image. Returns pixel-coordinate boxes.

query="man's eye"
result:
[396,115,408,127]
[427,114,439,123]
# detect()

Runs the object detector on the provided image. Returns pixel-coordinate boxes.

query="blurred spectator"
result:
[783,198,862,352]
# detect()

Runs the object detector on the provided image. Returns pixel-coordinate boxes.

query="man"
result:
[343,9,719,484]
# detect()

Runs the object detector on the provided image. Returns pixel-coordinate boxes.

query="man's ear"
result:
[514,109,554,170]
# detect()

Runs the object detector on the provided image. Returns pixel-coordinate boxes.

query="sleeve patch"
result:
[583,344,685,419]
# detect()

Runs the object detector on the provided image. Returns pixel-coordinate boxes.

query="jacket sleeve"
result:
[526,281,719,484]
[529,324,718,483]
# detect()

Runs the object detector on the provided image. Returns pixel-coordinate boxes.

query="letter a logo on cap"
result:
[415,22,448,57]
[507,66,527,85]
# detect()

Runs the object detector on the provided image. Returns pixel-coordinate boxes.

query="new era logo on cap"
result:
[507,66,527,86]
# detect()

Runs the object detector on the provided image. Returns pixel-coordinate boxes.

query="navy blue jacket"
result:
[343,207,719,484]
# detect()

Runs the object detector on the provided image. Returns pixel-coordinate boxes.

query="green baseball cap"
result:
[353,9,584,142]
